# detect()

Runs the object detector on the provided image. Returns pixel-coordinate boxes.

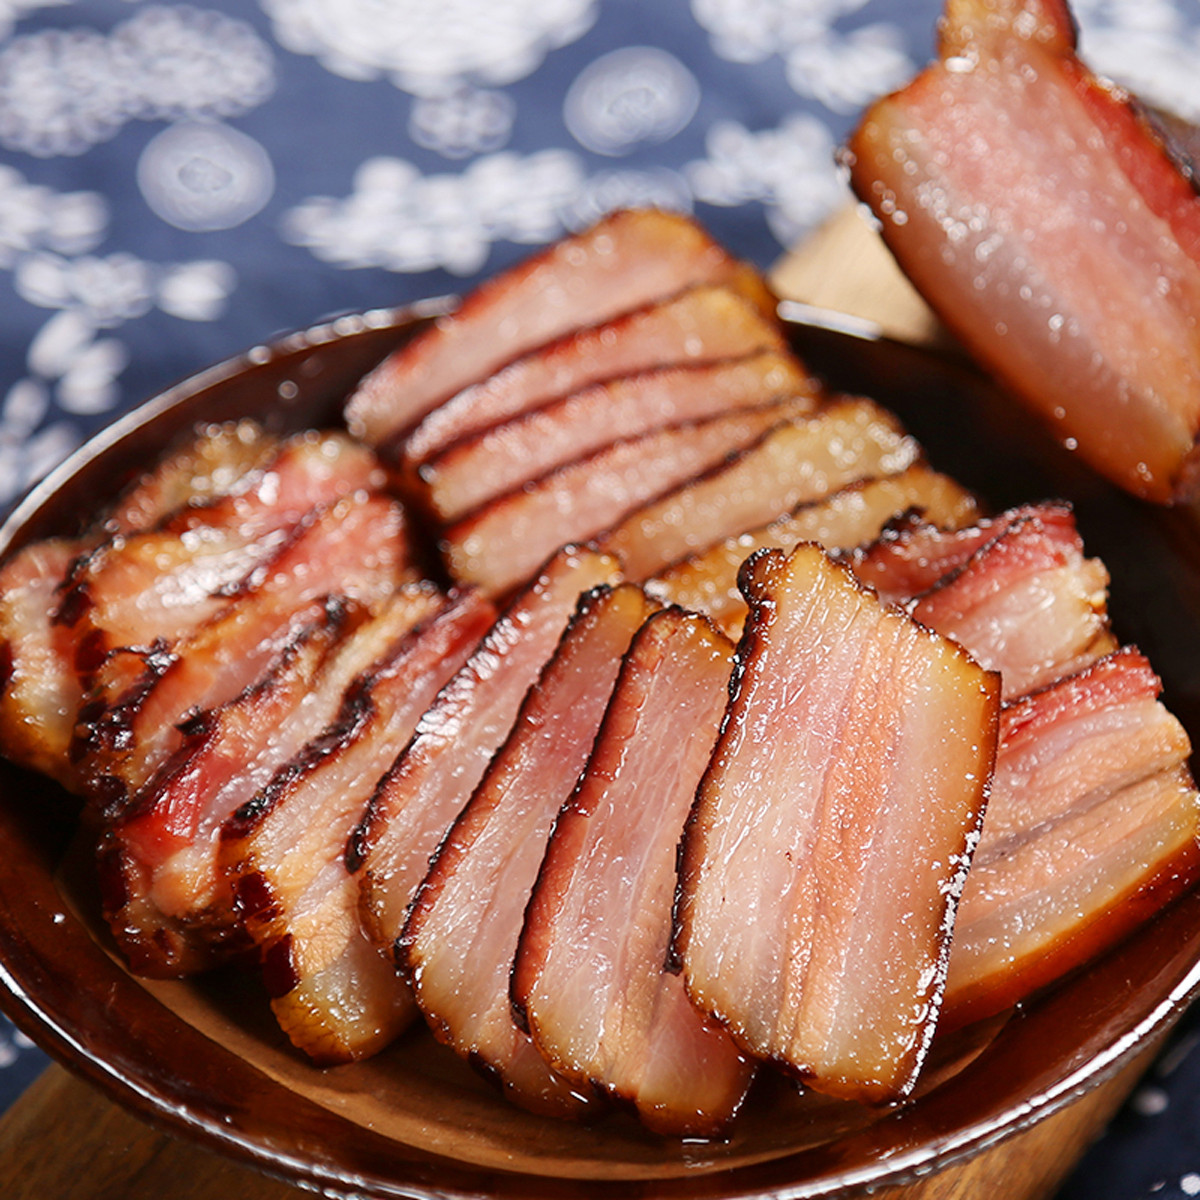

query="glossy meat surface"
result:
[55,432,386,672]
[846,0,1200,501]
[353,547,622,958]
[906,503,1115,699]
[400,284,785,471]
[102,584,452,977]
[674,544,999,1103]
[345,209,753,448]
[417,351,818,522]
[943,647,1200,1027]
[221,588,494,1062]
[648,465,980,635]
[513,608,754,1136]
[401,583,658,1117]
[75,492,415,808]
[595,397,921,580]
[441,398,815,597]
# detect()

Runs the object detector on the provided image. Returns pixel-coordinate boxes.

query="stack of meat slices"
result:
[0,208,1197,1138]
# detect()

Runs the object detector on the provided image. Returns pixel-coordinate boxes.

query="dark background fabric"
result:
[1,1,1198,1192]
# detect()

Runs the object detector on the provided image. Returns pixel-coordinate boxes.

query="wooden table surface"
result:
[0,206,1168,1199]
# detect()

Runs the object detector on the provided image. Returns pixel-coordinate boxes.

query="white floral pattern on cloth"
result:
[2,8,1200,1193]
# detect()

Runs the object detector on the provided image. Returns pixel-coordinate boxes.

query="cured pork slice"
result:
[673,544,999,1103]
[103,420,278,534]
[441,398,816,597]
[512,608,753,1136]
[220,588,495,1064]
[400,583,658,1118]
[841,508,1028,608]
[943,648,1200,1027]
[845,0,1200,502]
[75,492,415,810]
[55,431,386,674]
[100,583,451,977]
[399,283,785,471]
[0,539,89,788]
[416,350,818,522]
[648,465,980,636]
[0,423,283,788]
[346,209,762,448]
[352,547,622,960]
[904,503,1115,699]
[594,397,922,581]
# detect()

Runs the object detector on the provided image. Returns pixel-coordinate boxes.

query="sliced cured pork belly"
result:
[441,398,816,597]
[75,492,415,810]
[648,465,980,636]
[673,544,999,1104]
[0,422,284,788]
[904,503,1116,699]
[845,0,1200,502]
[55,431,386,680]
[513,608,754,1136]
[103,420,278,534]
[943,647,1200,1028]
[400,583,658,1118]
[220,588,495,1064]
[399,283,785,472]
[101,582,453,977]
[345,208,761,448]
[352,546,622,960]
[0,539,89,789]
[416,350,818,522]
[841,508,1029,608]
[594,397,922,581]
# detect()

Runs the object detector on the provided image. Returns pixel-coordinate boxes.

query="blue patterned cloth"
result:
[2,1,1199,1192]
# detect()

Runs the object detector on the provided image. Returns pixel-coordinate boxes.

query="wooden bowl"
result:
[1,301,1199,1199]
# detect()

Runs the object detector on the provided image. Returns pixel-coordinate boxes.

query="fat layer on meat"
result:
[943,646,1200,1027]
[845,0,1200,501]
[416,350,818,522]
[220,587,495,1063]
[593,397,922,581]
[345,209,760,448]
[401,583,659,1118]
[904,503,1115,699]
[513,607,754,1136]
[673,543,1000,1104]
[101,583,451,977]
[647,464,981,636]
[399,283,785,472]
[441,398,816,598]
[352,547,622,960]
[75,492,416,811]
